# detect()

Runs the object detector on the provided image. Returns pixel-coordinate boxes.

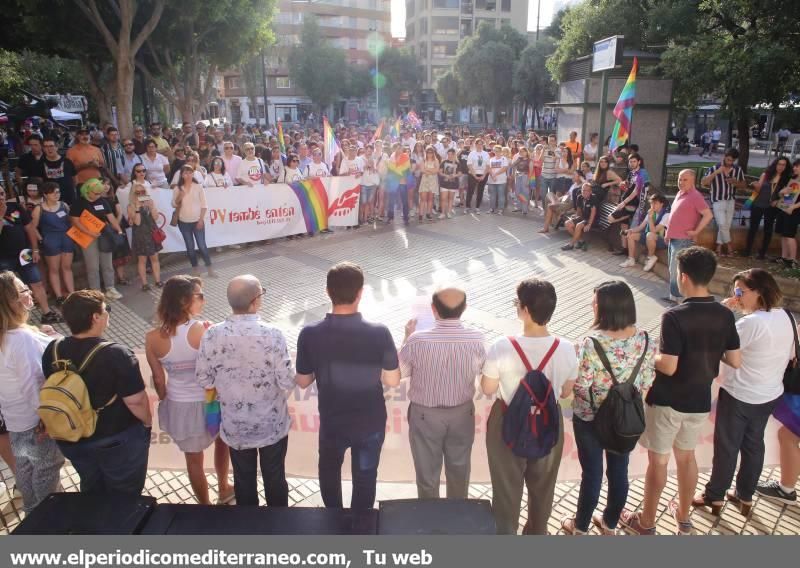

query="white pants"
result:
[713,199,736,244]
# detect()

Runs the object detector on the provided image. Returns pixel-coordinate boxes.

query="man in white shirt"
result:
[466,140,490,213]
[481,278,577,535]
[583,133,599,167]
[222,142,243,184]
[304,148,331,178]
[338,145,364,178]
[236,143,268,186]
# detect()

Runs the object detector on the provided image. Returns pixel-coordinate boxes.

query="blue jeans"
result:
[668,238,693,298]
[387,185,409,222]
[541,177,557,198]
[514,174,530,213]
[487,183,506,211]
[177,221,211,267]
[573,417,630,531]
[319,427,385,510]
[57,423,150,495]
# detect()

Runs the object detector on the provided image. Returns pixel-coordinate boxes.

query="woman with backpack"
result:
[145,276,234,505]
[0,271,65,512]
[561,281,656,535]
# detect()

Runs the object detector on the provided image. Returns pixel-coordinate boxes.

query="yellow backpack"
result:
[38,340,115,442]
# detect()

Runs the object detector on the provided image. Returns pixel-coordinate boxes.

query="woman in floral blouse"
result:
[562,281,657,535]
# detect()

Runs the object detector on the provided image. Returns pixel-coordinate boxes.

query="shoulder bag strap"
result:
[785,309,800,361]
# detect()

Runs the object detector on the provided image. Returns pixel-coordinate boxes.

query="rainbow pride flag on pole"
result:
[609,57,638,153]
[277,120,286,155]
[371,119,385,143]
[407,110,422,130]
[323,116,341,167]
[390,117,402,139]
[290,177,329,232]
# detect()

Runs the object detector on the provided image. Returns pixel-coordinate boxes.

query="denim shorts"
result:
[42,232,76,256]
[640,232,667,249]
[0,257,42,284]
[361,185,377,203]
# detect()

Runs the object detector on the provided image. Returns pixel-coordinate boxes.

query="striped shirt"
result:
[540,146,560,179]
[399,319,486,408]
[706,163,744,202]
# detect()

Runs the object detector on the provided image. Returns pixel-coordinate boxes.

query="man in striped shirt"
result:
[399,287,486,500]
[701,148,746,256]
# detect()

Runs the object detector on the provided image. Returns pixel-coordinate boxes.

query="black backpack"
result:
[501,337,561,460]
[589,333,649,455]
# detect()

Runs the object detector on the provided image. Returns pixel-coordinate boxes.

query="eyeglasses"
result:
[251,286,266,304]
[193,292,205,301]
[134,169,146,174]
[103,305,111,313]
[512,298,520,309]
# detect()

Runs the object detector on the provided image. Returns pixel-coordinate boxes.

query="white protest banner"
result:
[118,177,362,252]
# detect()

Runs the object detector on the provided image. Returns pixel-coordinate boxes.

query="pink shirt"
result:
[666,188,709,240]
[222,154,243,183]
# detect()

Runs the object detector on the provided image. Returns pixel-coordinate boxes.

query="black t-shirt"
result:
[457,149,470,174]
[0,202,32,260]
[70,196,114,225]
[439,159,459,189]
[576,193,599,222]
[646,297,740,413]
[296,313,399,436]
[43,156,77,205]
[42,337,146,442]
[17,152,46,180]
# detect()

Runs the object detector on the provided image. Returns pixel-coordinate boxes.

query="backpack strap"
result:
[785,309,800,362]
[589,333,649,410]
[507,336,560,373]
[78,342,117,410]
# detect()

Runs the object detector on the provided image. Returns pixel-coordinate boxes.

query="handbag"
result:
[169,210,179,227]
[152,226,166,244]
[783,309,800,394]
[97,227,126,253]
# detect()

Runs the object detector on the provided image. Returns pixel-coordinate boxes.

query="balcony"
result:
[461,1,473,15]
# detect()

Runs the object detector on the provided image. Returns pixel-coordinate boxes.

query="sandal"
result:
[726,490,753,517]
[155,281,164,288]
[117,278,131,286]
[592,513,616,535]
[141,284,152,292]
[692,493,724,516]
[560,516,586,535]
[668,499,694,535]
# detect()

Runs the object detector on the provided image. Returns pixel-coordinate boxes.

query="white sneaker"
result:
[438,214,445,220]
[619,257,636,268]
[105,287,123,300]
[643,256,659,272]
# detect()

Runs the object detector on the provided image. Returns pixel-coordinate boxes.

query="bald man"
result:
[662,169,713,303]
[196,274,295,507]
[399,286,486,499]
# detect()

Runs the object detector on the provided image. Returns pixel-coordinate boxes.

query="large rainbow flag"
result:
[385,153,411,192]
[290,177,329,232]
[371,119,385,143]
[277,120,286,155]
[390,117,402,139]
[407,110,422,130]
[323,116,341,167]
[609,57,638,152]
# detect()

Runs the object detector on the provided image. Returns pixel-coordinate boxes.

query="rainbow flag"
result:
[323,116,341,167]
[528,171,537,191]
[387,153,410,177]
[277,120,286,155]
[204,388,221,437]
[290,177,329,232]
[407,110,421,130]
[371,119,385,143]
[609,57,638,152]
[744,190,759,210]
[390,117,401,139]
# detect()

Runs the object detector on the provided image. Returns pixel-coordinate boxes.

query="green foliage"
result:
[0,49,87,103]
[376,47,421,113]
[288,15,347,112]
[435,69,461,112]
[513,38,557,108]
[341,66,374,100]
[454,23,517,115]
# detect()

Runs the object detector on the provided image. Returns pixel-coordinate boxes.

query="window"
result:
[501,0,510,11]
[349,37,359,49]
[432,16,459,35]
[255,104,265,119]
[433,0,459,8]
[406,23,415,39]
[476,0,496,11]
[407,0,414,16]
[226,77,241,90]
[460,19,473,37]
[431,42,457,57]
[420,17,428,34]
[276,77,291,89]
[419,41,428,59]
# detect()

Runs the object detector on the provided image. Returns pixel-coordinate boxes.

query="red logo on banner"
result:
[328,185,361,216]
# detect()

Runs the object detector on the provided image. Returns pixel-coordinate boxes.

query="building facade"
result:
[219,0,392,127]
[404,0,529,122]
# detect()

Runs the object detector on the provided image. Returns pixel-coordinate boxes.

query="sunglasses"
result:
[251,286,266,303]
[134,169,146,174]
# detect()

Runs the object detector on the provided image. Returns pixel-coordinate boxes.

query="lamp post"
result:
[369,24,380,122]
[260,48,269,129]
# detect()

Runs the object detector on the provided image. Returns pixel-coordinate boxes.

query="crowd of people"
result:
[0,249,797,535]
[0,118,799,535]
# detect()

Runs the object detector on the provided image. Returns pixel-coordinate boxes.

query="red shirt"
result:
[666,188,709,241]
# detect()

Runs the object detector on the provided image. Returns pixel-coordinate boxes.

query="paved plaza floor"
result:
[1,207,798,535]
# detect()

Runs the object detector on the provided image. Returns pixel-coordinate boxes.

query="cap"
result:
[76,127,90,134]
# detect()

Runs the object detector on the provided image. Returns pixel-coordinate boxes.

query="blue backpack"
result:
[501,337,561,459]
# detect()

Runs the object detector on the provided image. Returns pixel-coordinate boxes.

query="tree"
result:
[240,53,265,126]
[513,38,557,130]
[288,15,346,117]
[660,0,800,171]
[137,0,276,124]
[341,66,373,101]
[435,69,462,113]
[376,47,420,115]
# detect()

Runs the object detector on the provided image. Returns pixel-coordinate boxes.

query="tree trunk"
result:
[736,110,751,173]
[79,59,113,126]
[116,58,136,138]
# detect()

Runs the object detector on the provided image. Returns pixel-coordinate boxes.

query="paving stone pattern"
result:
[5,209,798,535]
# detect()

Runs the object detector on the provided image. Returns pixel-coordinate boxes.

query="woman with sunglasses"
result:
[146,276,234,505]
[122,165,154,194]
[170,152,206,188]
[280,154,305,183]
[141,139,170,189]
[203,157,233,188]
[0,271,65,514]
[173,165,216,277]
[30,182,75,305]
[127,184,162,291]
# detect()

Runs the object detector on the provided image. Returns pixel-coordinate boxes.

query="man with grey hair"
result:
[399,286,486,499]
[663,169,713,304]
[196,274,295,507]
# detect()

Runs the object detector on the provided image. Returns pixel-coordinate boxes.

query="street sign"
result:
[592,36,624,73]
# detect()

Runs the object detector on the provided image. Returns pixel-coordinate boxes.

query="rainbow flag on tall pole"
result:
[323,116,341,167]
[609,57,638,153]
[277,120,286,155]
[390,117,401,139]
[371,119,385,143]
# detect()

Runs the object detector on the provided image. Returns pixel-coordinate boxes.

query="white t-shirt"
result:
[483,335,578,404]
[488,156,509,184]
[203,172,234,188]
[0,328,53,432]
[223,154,243,182]
[237,157,267,185]
[304,161,331,178]
[268,159,284,181]
[339,157,365,176]
[719,309,794,404]
[583,142,598,165]
[361,156,381,186]
[467,150,490,175]
[171,169,205,187]
[280,167,305,183]
[140,153,169,187]
[712,129,722,141]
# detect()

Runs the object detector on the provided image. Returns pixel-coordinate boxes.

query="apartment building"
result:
[404,0,530,121]
[220,0,392,126]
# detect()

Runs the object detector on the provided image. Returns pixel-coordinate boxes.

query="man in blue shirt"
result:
[295,262,400,510]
